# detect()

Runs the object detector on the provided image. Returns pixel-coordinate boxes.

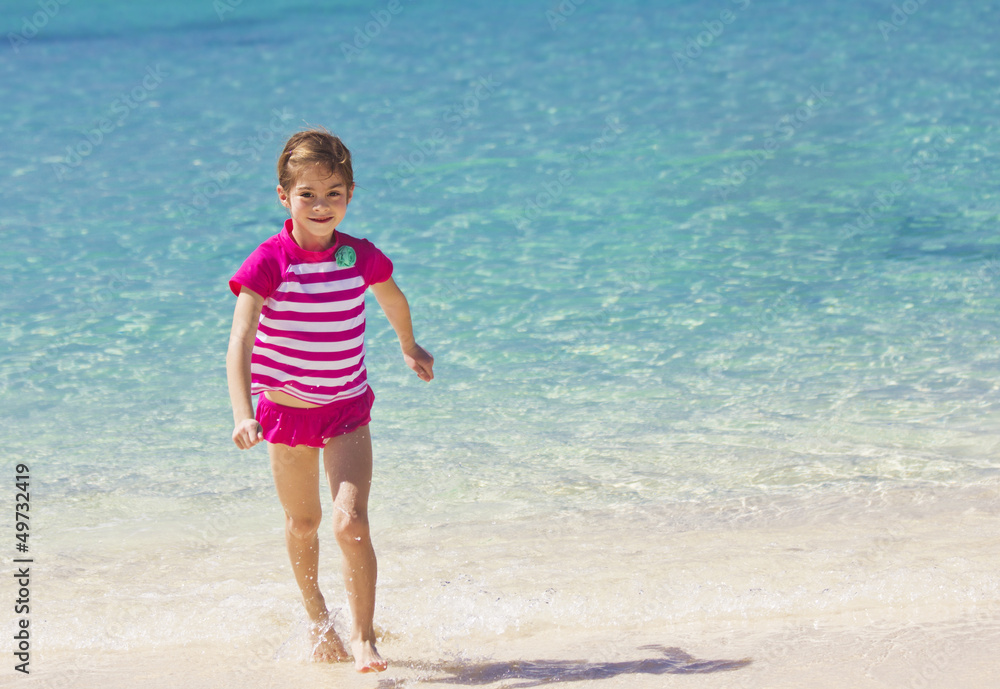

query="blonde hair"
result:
[277,128,354,192]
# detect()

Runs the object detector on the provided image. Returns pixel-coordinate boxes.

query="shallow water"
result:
[1,0,998,685]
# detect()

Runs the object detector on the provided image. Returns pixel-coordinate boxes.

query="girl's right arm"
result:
[227,286,265,449]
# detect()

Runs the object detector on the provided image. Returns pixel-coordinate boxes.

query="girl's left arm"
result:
[370,277,434,382]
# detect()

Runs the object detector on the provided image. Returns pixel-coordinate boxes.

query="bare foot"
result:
[351,638,387,673]
[310,620,350,663]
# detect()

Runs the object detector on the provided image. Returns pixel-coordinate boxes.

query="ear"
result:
[276,184,291,209]
[346,184,355,205]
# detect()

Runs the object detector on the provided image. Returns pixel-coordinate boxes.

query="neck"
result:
[291,227,337,252]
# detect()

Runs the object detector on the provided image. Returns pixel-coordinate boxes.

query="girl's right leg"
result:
[268,441,349,662]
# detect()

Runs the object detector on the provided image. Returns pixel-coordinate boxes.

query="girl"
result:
[226,129,434,673]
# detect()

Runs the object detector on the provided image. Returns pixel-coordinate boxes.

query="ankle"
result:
[351,629,376,644]
[306,604,331,627]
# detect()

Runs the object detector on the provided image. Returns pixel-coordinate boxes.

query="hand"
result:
[232,417,264,449]
[402,343,434,382]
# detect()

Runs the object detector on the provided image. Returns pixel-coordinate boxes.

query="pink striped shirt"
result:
[230,220,393,405]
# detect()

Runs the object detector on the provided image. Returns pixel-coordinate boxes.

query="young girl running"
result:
[226,129,434,673]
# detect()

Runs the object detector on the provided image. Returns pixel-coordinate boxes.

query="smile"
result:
[310,217,333,223]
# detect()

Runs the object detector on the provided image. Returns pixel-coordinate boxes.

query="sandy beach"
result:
[20,616,1000,689]
[20,482,1000,688]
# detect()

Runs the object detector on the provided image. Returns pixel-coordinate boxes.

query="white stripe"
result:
[276,276,364,294]
[287,261,347,275]
[265,294,364,314]
[261,312,365,333]
[256,347,364,372]
[252,362,366,388]
[256,331,365,353]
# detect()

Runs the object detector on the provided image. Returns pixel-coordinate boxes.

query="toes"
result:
[356,663,386,674]
[355,658,387,673]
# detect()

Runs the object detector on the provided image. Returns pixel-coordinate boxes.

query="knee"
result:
[286,512,321,541]
[332,508,369,545]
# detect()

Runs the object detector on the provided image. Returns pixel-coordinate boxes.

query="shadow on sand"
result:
[382,645,751,688]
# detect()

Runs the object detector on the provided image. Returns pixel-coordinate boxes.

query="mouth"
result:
[310,216,333,224]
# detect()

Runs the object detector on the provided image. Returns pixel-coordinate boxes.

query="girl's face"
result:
[277,164,354,251]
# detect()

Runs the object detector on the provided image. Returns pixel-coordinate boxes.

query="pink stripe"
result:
[258,322,365,342]
[253,353,364,380]
[257,342,365,362]
[271,288,364,303]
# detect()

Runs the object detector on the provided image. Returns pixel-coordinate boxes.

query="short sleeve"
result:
[358,239,393,286]
[230,241,281,299]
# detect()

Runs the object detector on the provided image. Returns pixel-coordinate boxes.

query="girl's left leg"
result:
[323,424,387,673]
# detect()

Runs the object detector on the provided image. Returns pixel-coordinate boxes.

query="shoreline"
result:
[22,609,1000,689]
[26,479,1000,688]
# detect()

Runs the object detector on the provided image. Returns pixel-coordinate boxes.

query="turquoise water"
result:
[1,0,998,677]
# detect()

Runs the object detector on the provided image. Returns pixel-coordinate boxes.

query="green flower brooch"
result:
[335,246,357,268]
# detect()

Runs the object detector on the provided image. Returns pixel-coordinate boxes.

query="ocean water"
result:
[1,0,999,686]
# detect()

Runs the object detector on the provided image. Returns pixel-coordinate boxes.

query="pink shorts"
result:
[255,387,374,448]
